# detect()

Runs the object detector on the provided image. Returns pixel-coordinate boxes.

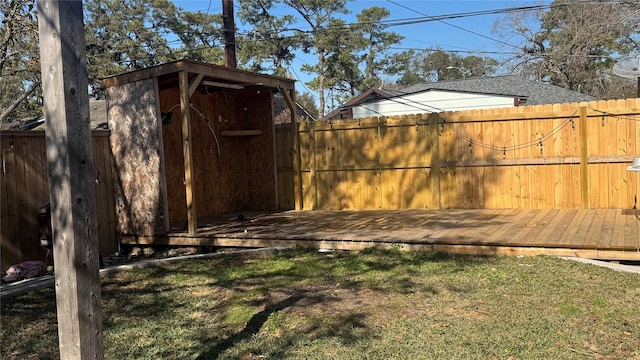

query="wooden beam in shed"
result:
[37,0,104,358]
[188,74,204,98]
[282,88,303,210]
[180,71,198,234]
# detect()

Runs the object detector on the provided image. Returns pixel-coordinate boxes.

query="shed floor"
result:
[120,209,640,261]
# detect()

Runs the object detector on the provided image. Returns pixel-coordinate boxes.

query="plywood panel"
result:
[108,78,166,235]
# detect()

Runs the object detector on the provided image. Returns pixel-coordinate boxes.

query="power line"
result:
[385,0,521,50]
[287,63,318,100]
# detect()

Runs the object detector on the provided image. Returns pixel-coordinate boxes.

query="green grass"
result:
[2,248,640,359]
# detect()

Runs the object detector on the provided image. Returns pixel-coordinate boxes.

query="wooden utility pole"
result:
[223,0,237,68]
[37,1,104,359]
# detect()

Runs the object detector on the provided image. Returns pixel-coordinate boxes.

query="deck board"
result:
[586,209,607,249]
[597,209,617,249]
[534,209,575,247]
[504,209,550,246]
[625,212,640,251]
[120,209,640,261]
[558,210,596,247]
[610,210,628,249]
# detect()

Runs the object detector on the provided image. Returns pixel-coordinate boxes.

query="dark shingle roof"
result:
[394,75,596,105]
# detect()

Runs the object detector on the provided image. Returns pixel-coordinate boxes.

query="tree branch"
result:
[0,80,41,124]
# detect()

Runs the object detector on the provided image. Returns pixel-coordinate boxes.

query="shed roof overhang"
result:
[101,59,295,92]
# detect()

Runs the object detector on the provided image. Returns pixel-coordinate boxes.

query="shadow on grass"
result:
[196,289,371,359]
[1,249,499,359]
[0,288,59,359]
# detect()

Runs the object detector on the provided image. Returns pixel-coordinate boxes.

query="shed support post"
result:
[180,71,198,234]
[579,106,589,209]
[37,0,104,358]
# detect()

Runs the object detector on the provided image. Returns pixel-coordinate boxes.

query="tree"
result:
[0,0,41,127]
[84,0,180,98]
[387,50,424,86]
[356,7,403,90]
[387,49,498,86]
[309,17,362,105]
[157,3,225,65]
[296,91,318,119]
[494,0,640,98]
[84,0,228,98]
[238,2,403,115]
[237,0,300,76]
[322,6,404,104]
[287,0,352,119]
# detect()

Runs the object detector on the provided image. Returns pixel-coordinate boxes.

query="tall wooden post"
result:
[429,113,441,209]
[37,1,104,359]
[222,0,237,68]
[309,121,318,209]
[281,89,303,210]
[180,71,197,234]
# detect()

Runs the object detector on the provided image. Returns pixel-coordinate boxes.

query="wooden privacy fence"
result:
[0,131,117,273]
[277,98,640,211]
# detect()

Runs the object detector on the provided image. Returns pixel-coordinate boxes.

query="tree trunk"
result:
[318,51,325,119]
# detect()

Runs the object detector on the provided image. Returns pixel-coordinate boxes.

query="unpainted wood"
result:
[0,132,116,273]
[37,0,104,357]
[119,208,640,260]
[102,59,295,91]
[285,100,640,211]
[108,78,166,235]
[180,71,197,234]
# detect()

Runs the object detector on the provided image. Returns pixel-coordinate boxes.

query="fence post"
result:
[429,113,441,209]
[579,106,589,209]
[309,121,318,209]
[281,89,302,210]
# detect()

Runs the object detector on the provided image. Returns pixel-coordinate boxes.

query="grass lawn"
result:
[1,248,640,359]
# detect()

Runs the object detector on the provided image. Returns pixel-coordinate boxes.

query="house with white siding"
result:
[322,75,596,120]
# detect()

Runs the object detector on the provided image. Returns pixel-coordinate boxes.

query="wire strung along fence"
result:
[276,98,640,211]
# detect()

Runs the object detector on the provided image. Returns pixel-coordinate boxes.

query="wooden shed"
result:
[102,59,298,237]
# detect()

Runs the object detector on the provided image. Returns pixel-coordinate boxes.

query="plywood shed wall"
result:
[159,85,278,225]
[107,79,168,236]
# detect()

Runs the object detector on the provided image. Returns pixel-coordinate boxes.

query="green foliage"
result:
[283,0,351,118]
[0,0,41,126]
[238,0,300,75]
[496,0,640,98]
[356,7,403,89]
[84,0,181,98]
[296,91,319,119]
[387,48,498,86]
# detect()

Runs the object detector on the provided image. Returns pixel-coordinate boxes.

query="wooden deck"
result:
[120,209,640,261]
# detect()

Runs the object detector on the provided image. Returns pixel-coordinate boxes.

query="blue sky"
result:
[172,0,549,89]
